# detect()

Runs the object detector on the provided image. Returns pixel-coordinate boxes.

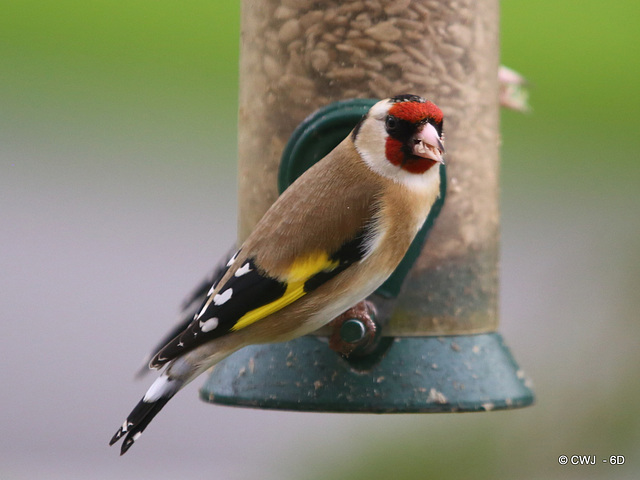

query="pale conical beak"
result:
[412,122,445,164]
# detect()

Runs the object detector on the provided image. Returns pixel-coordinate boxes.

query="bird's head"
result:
[353,94,445,182]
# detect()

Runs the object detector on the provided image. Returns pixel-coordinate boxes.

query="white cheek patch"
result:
[200,317,219,333]
[213,288,233,305]
[368,99,394,119]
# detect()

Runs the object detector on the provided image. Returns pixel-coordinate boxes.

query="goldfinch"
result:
[110,94,445,455]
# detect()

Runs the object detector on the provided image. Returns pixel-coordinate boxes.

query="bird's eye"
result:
[385,115,398,132]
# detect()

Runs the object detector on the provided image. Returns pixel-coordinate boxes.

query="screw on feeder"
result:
[341,319,366,343]
[328,300,379,357]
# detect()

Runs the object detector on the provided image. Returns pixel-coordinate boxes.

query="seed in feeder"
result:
[309,50,330,73]
[333,27,347,38]
[326,67,367,81]
[384,52,411,66]
[300,11,324,29]
[281,0,313,9]
[367,79,389,99]
[364,0,383,14]
[336,43,366,58]
[351,37,377,51]
[367,71,394,90]
[321,32,340,44]
[274,6,295,20]
[365,21,402,42]
[263,55,281,80]
[338,1,365,14]
[413,2,431,20]
[278,19,301,44]
[439,42,465,60]
[351,13,372,31]
[396,19,425,32]
[447,23,472,48]
[384,0,412,15]
[324,8,338,24]
[449,61,466,82]
[378,41,403,53]
[405,44,432,66]
[360,58,383,71]
[403,71,431,85]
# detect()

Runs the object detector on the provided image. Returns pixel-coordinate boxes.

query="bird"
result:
[109,94,445,455]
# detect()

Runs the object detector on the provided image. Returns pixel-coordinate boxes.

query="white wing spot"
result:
[234,262,252,277]
[213,288,233,305]
[200,317,219,333]
[207,283,217,296]
[133,432,142,441]
[226,251,239,267]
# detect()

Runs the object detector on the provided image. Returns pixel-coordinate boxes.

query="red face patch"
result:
[388,101,443,124]
[385,137,404,167]
[385,137,437,174]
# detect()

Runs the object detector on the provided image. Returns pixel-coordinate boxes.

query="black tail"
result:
[109,396,172,455]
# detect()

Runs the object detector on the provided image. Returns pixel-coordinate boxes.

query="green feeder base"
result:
[200,333,534,413]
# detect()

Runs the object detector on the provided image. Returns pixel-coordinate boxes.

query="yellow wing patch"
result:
[231,251,338,332]
[286,250,339,282]
[231,281,305,331]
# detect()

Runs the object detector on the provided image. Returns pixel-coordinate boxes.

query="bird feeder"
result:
[200,0,534,412]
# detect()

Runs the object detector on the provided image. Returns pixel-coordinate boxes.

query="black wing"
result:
[150,229,370,368]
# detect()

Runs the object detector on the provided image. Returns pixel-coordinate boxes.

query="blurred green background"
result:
[1,1,638,479]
